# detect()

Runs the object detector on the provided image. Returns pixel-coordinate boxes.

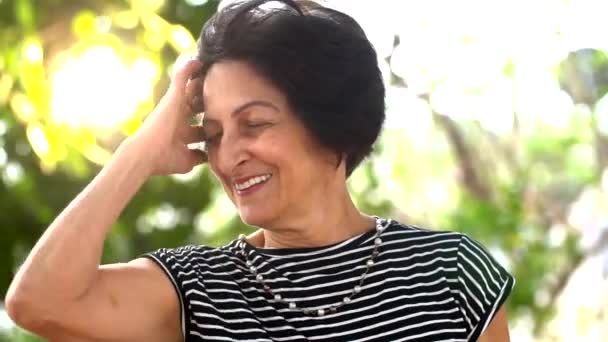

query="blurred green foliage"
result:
[1,0,608,341]
[0,326,45,342]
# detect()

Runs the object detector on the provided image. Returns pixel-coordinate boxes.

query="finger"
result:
[188,149,208,165]
[183,125,206,144]
[172,59,202,91]
[186,74,203,98]
[186,77,204,113]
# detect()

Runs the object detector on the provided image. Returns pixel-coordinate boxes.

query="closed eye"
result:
[247,123,267,128]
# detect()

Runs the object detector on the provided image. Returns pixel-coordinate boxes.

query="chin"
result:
[238,209,272,228]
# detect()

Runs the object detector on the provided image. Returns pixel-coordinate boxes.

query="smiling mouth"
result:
[233,174,272,193]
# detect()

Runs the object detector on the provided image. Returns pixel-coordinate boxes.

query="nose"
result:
[217,131,251,174]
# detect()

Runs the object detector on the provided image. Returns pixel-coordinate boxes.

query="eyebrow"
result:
[203,100,279,124]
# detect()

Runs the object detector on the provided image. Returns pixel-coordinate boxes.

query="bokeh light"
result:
[50,46,158,130]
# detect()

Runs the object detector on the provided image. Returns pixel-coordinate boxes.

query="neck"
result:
[248,191,375,249]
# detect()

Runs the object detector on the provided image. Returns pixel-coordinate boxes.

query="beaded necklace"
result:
[236,217,391,316]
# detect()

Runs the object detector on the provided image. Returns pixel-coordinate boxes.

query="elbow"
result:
[5,290,73,342]
[6,290,34,329]
[5,286,50,333]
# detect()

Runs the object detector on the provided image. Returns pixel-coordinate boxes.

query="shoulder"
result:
[385,219,514,283]
[144,243,240,271]
[139,242,242,339]
[383,219,464,250]
[385,219,515,340]
[380,220,464,276]
[146,244,216,260]
[384,219,502,254]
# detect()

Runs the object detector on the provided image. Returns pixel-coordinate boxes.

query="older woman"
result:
[5,0,514,341]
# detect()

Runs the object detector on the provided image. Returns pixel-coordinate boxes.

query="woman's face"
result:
[201,60,340,227]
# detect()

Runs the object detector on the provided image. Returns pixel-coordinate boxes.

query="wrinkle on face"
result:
[200,60,342,229]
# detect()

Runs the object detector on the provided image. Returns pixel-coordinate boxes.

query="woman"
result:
[5,0,514,341]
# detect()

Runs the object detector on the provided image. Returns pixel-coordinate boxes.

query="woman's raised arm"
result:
[4,59,205,342]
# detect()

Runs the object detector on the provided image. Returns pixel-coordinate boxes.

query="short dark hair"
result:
[197,0,385,177]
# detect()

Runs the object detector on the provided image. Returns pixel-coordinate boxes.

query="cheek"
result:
[206,153,220,177]
[206,148,231,179]
[248,131,288,163]
[207,154,233,194]
[254,141,316,182]
[272,135,330,174]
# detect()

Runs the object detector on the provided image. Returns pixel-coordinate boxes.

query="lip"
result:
[232,173,272,190]
[233,173,272,196]
[232,173,273,186]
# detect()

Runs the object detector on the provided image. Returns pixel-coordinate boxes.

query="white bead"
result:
[238,218,388,316]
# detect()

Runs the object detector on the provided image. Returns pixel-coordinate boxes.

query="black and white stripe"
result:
[145,219,514,341]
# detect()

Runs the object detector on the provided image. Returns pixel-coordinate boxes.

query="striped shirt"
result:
[145,219,515,341]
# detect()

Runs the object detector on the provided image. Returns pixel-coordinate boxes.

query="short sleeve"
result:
[449,234,515,341]
[142,246,196,341]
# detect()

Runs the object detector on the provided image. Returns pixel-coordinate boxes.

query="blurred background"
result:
[0,0,607,340]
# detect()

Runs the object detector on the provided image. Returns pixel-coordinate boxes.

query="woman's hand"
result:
[128,59,207,176]
[5,59,206,342]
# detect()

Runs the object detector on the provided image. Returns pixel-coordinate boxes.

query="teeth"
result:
[235,174,271,191]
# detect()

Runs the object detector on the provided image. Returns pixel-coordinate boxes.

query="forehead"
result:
[202,61,288,115]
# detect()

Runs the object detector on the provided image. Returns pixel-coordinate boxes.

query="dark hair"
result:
[197,0,385,177]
